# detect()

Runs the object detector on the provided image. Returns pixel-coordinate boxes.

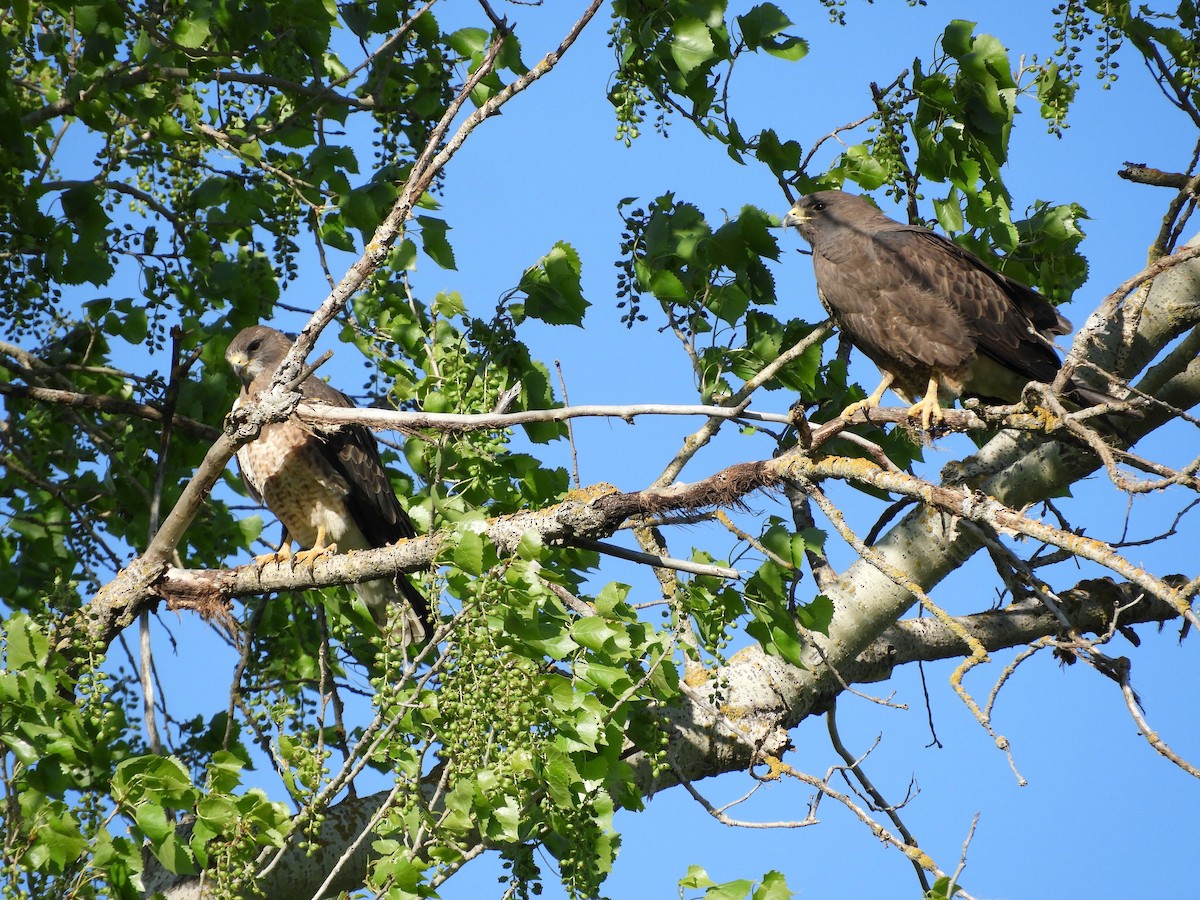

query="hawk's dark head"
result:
[783,190,888,252]
[226,325,293,386]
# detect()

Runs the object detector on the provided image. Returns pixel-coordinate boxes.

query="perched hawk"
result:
[783,190,1119,427]
[226,325,431,644]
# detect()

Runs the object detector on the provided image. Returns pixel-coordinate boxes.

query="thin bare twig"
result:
[555,360,581,489]
[826,702,930,894]
[571,537,739,580]
[1117,661,1200,779]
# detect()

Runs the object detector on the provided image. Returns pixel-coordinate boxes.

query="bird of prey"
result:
[783,190,1119,428]
[226,325,431,645]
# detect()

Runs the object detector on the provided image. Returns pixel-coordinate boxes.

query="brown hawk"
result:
[226,325,431,644]
[783,190,1121,427]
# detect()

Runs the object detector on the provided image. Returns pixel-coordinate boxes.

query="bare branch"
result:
[571,537,740,579]
[826,702,930,894]
[294,400,793,433]
[1116,660,1200,780]
[0,371,221,440]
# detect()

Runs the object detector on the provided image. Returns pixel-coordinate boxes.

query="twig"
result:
[1060,241,1200,385]
[950,813,981,895]
[826,702,930,894]
[794,453,1200,634]
[762,756,976,899]
[284,0,606,381]
[0,380,220,439]
[571,537,739,580]
[1117,661,1200,779]
[555,359,581,489]
[803,632,907,709]
[653,321,832,488]
[545,581,597,617]
[309,781,405,900]
[676,772,816,828]
[714,510,793,570]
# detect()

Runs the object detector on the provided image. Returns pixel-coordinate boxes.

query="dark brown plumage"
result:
[783,190,1116,427]
[226,325,431,644]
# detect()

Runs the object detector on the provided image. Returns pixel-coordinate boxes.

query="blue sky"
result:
[77,2,1200,898]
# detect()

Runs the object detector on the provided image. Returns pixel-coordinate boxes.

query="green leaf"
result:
[392,238,418,271]
[151,831,195,874]
[671,18,717,75]
[570,617,630,654]
[753,870,794,900]
[941,19,977,57]
[764,35,807,61]
[760,524,801,568]
[112,755,195,807]
[237,514,263,548]
[575,658,633,692]
[120,306,149,343]
[706,879,756,899]
[754,129,802,179]
[24,804,88,873]
[842,144,888,191]
[453,527,485,575]
[680,865,717,889]
[593,581,632,618]
[647,269,688,302]
[173,14,211,49]
[933,195,965,233]
[520,241,589,326]
[796,594,833,636]
[3,613,46,670]
[515,529,545,561]
[738,4,809,61]
[743,562,806,667]
[135,802,171,842]
[541,746,578,806]
[738,4,792,48]
[417,215,457,270]
[926,875,962,898]
[433,290,465,317]
[448,27,489,56]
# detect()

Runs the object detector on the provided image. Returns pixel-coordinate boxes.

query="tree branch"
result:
[0,381,220,440]
[294,399,793,433]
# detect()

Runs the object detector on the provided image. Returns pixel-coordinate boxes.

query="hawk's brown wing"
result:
[300,378,431,626]
[895,228,1067,386]
[811,224,978,390]
[301,377,418,547]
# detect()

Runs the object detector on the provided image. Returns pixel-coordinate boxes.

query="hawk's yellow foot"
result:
[840,372,894,420]
[292,524,337,568]
[254,542,292,571]
[907,376,944,430]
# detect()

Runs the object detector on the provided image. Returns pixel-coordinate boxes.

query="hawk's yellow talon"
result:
[840,372,894,420]
[906,375,944,430]
[292,524,336,568]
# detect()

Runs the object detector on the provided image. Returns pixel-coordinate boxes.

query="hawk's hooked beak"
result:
[782,207,807,229]
[227,352,250,384]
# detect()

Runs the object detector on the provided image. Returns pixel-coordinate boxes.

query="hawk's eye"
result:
[811,200,826,211]
[246,338,261,354]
